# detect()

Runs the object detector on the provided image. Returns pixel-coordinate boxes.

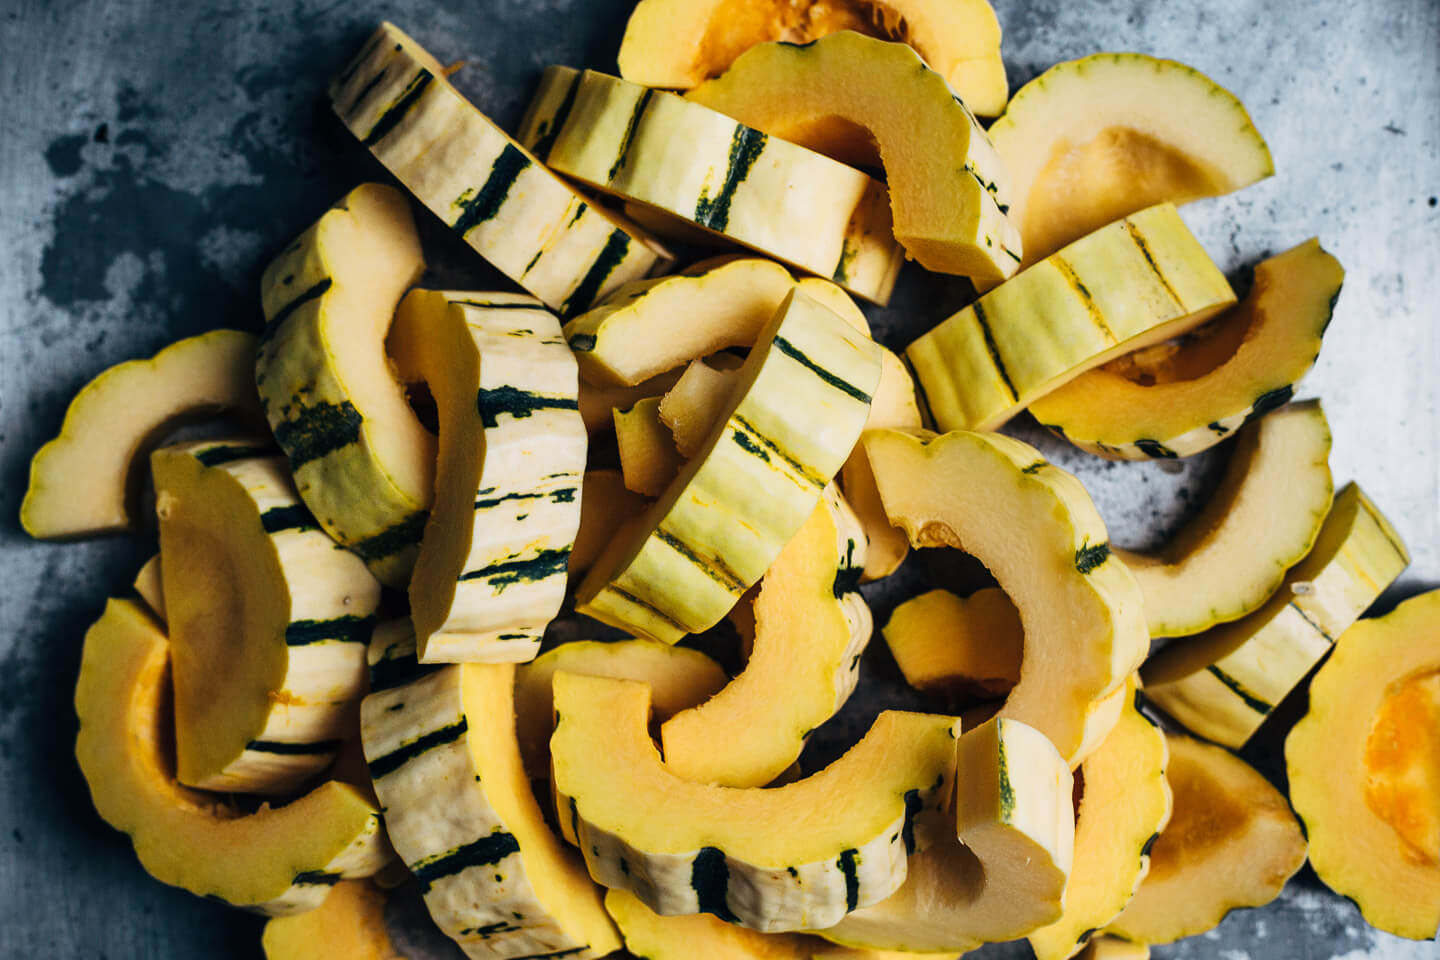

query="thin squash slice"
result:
[1286,588,1440,940]
[817,717,1074,951]
[616,0,1007,115]
[688,31,1021,287]
[255,182,430,588]
[570,470,648,577]
[906,204,1236,432]
[262,881,404,960]
[865,429,1148,764]
[21,329,263,539]
[989,53,1273,264]
[1116,400,1334,639]
[1032,240,1345,459]
[133,554,166,623]
[76,598,390,916]
[551,672,959,932]
[360,639,621,960]
[1107,733,1306,944]
[153,440,380,794]
[578,368,682,437]
[882,587,1022,698]
[575,290,881,643]
[660,358,742,458]
[330,23,666,314]
[615,397,683,496]
[518,67,904,305]
[387,290,585,664]
[1144,482,1409,749]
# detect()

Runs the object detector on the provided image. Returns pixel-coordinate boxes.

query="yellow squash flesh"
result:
[882,588,1022,697]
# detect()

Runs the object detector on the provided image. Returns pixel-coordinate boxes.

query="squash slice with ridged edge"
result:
[1107,733,1305,944]
[989,53,1273,265]
[552,672,958,932]
[616,397,684,496]
[817,717,1073,951]
[616,0,1007,115]
[1116,400,1333,639]
[1286,589,1440,940]
[21,329,264,539]
[255,183,430,588]
[883,587,1022,698]
[575,290,881,643]
[75,598,390,916]
[865,429,1147,764]
[688,31,1021,287]
[1032,240,1344,459]
[360,633,621,960]
[1028,680,1172,960]
[660,486,870,787]
[153,440,380,795]
[262,880,404,960]
[518,67,904,305]
[1143,482,1409,749]
[906,204,1235,432]
[330,23,667,314]
[387,290,584,664]
[570,470,648,577]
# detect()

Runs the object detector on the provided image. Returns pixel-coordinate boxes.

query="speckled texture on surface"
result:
[0,0,1436,956]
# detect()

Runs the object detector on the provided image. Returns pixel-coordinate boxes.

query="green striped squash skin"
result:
[517,66,904,307]
[330,23,666,315]
[157,441,381,796]
[574,291,883,643]
[253,806,392,917]
[825,484,872,711]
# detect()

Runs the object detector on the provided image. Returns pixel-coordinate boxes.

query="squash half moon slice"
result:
[261,881,402,960]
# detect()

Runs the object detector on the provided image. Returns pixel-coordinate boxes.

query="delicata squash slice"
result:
[1286,588,1440,940]
[261,881,404,960]
[882,587,1023,698]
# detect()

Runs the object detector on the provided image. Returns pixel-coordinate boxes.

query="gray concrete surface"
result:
[0,0,1435,956]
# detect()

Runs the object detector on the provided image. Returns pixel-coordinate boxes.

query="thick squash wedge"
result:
[906,204,1235,432]
[331,23,666,314]
[133,554,166,623]
[865,429,1147,764]
[570,470,648,577]
[552,672,958,932]
[1028,681,1172,960]
[255,183,430,587]
[76,599,389,916]
[576,290,881,643]
[989,53,1272,264]
[1286,589,1440,940]
[518,68,904,305]
[361,647,621,959]
[660,487,870,787]
[616,0,1007,115]
[689,32,1021,287]
[387,290,585,664]
[21,329,263,539]
[818,717,1073,951]
[615,396,683,496]
[1107,734,1305,944]
[882,587,1022,698]
[1143,482,1409,749]
[1116,401,1333,639]
[153,440,380,794]
[579,368,682,437]
[1032,240,1344,459]
[262,881,403,960]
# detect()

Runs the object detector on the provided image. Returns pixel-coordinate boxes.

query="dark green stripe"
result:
[192,443,270,467]
[608,89,654,181]
[838,849,860,912]
[334,31,384,91]
[459,548,570,590]
[694,126,767,232]
[350,510,429,564]
[691,846,739,923]
[1244,384,1294,424]
[452,144,532,237]
[343,64,390,117]
[731,414,826,489]
[656,529,745,593]
[1205,665,1273,714]
[1208,421,1231,436]
[601,585,688,633]
[832,565,862,599]
[412,831,520,893]
[246,739,342,755]
[969,300,1018,401]
[260,504,317,533]
[509,950,586,960]
[369,655,441,693]
[361,69,433,147]
[560,231,632,317]
[285,615,376,647]
[259,278,332,346]
[368,718,468,780]
[1123,220,1183,306]
[1134,438,1178,459]
[997,734,1016,818]
[450,299,545,311]
[527,70,582,158]
[901,788,922,855]
[1076,927,1099,946]
[772,336,872,404]
[476,385,579,428]
[567,333,597,352]
[1141,831,1160,858]
[1052,256,1117,343]
[292,869,343,887]
[1021,461,1046,475]
[274,400,363,471]
[474,486,577,510]
[1074,541,1110,574]
[1288,600,1335,643]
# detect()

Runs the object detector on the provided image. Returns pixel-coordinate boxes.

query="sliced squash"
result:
[518,67,904,305]
[615,397,684,496]
[818,717,1073,951]
[570,470,648,577]
[330,23,666,314]
[579,368,682,436]
[659,486,870,787]
[552,672,958,932]
[865,429,1147,764]
[21,329,263,539]
[361,649,621,959]
[1107,733,1306,944]
[1144,482,1409,749]
[262,881,404,960]
[255,182,430,588]
[615,0,1008,115]
[688,31,1021,287]
[75,598,389,916]
[388,290,585,664]
[989,53,1273,264]
[1078,939,1149,960]
[1032,240,1344,459]
[1286,588,1440,940]
[133,554,166,623]
[576,290,881,643]
[906,203,1235,432]
[1116,400,1334,639]
[660,358,743,458]
[882,587,1022,698]
[153,440,380,794]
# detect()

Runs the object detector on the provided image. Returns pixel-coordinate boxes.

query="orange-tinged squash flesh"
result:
[570,470,649,577]
[882,588,1022,698]
[1365,671,1440,863]
[615,397,683,496]
[261,881,405,960]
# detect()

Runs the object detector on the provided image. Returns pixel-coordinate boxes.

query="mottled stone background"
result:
[0,0,1436,956]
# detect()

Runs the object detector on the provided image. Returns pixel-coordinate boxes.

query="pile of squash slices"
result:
[21,2,1438,958]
